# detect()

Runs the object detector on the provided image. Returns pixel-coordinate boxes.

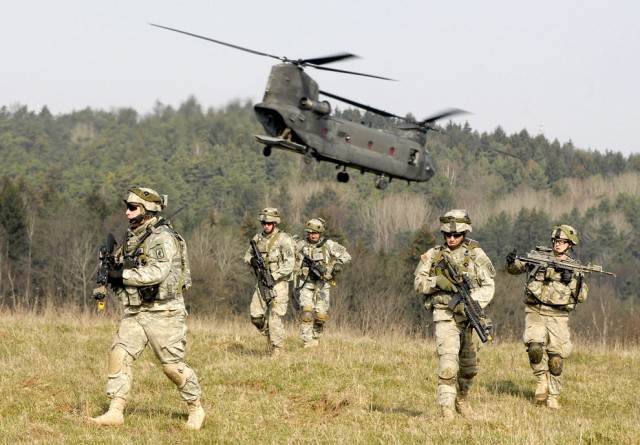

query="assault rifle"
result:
[515,247,616,278]
[92,233,117,310]
[436,255,494,343]
[249,240,276,304]
[302,254,327,282]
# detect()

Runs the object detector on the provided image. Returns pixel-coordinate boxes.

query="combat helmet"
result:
[259,207,281,224]
[439,209,472,233]
[551,225,578,245]
[124,187,165,212]
[305,218,326,233]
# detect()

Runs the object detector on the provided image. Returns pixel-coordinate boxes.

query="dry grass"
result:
[1,309,638,444]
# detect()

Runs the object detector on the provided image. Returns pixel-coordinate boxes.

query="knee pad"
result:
[438,354,459,380]
[108,345,133,377]
[301,307,314,324]
[313,312,328,328]
[251,316,265,331]
[548,354,563,376]
[527,342,545,365]
[163,362,191,387]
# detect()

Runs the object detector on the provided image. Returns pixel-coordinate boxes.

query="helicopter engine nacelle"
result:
[300,97,331,116]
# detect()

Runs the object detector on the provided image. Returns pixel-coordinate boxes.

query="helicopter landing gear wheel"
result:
[262,146,272,157]
[337,171,350,183]
[374,175,390,190]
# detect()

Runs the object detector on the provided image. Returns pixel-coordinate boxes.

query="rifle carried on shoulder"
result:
[436,255,494,343]
[92,233,117,310]
[249,240,277,304]
[515,246,616,277]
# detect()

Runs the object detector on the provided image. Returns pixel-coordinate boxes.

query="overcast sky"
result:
[2,1,638,155]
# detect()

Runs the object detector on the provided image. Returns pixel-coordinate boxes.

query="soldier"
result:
[294,218,351,348]
[243,207,295,358]
[87,187,205,430]
[506,225,589,410]
[414,210,495,419]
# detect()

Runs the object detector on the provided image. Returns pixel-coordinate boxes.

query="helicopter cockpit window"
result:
[408,149,419,166]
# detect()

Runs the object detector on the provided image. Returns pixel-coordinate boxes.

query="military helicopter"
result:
[151,24,466,189]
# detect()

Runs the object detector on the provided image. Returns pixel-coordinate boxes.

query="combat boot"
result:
[547,394,560,410]
[87,397,125,426]
[455,393,476,419]
[270,346,283,358]
[437,384,457,420]
[534,373,548,403]
[185,399,206,430]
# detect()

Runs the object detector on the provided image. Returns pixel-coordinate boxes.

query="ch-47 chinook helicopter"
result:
[151,24,466,189]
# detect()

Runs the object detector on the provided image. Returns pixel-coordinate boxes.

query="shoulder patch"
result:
[155,247,166,260]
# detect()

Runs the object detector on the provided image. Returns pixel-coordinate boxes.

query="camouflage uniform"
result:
[414,210,495,419]
[89,187,204,430]
[243,208,295,356]
[294,218,351,347]
[506,224,589,409]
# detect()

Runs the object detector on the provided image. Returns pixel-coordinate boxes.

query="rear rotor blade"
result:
[312,64,395,80]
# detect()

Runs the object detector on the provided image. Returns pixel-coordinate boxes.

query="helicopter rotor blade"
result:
[312,64,395,80]
[150,23,283,62]
[302,53,358,66]
[151,24,393,79]
[419,108,468,125]
[319,90,402,118]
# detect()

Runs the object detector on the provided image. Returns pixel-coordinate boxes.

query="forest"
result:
[1,98,639,344]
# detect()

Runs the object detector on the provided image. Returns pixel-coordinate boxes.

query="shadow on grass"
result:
[225,341,269,357]
[370,404,423,417]
[484,379,533,400]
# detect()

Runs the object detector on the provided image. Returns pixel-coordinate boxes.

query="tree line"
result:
[1,98,639,344]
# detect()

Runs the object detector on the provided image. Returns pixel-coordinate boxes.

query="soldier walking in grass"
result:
[414,210,495,420]
[87,187,205,430]
[506,225,589,410]
[244,207,295,358]
[294,218,351,348]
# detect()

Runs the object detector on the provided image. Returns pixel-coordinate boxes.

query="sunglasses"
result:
[126,203,139,211]
[443,232,464,239]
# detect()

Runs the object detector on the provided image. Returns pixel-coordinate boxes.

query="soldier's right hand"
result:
[506,249,517,265]
[435,275,458,293]
[250,256,260,270]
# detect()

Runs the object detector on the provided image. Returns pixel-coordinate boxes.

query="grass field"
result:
[0,310,638,444]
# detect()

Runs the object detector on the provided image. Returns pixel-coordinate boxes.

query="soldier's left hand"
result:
[452,302,465,315]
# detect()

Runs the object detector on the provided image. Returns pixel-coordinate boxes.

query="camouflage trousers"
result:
[523,309,573,395]
[106,308,202,401]
[250,280,289,348]
[434,315,482,404]
[298,281,330,343]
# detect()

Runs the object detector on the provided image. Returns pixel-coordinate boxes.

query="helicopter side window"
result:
[408,149,419,166]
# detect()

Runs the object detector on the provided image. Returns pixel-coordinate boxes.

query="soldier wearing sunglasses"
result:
[414,209,496,420]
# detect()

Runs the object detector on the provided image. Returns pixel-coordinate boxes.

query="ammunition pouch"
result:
[139,284,160,302]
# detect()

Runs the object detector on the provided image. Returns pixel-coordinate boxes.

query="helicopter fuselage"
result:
[253,64,435,186]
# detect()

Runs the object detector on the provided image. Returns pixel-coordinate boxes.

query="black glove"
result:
[506,249,517,265]
[560,269,573,284]
[250,256,259,270]
[107,269,124,287]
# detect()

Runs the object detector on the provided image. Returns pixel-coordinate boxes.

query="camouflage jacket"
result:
[114,216,191,311]
[243,228,295,282]
[294,236,351,283]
